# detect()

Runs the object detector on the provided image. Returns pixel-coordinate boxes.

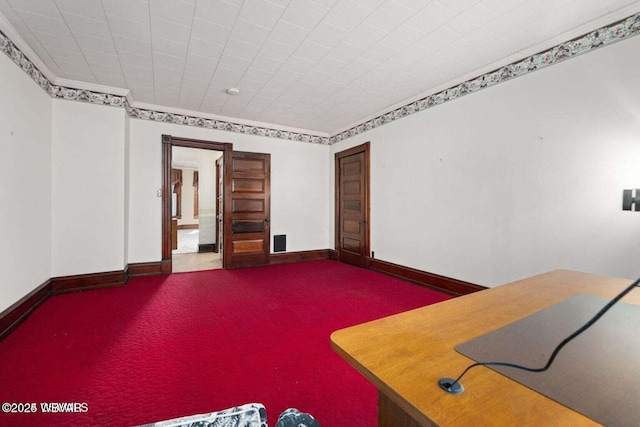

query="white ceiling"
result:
[1,0,639,136]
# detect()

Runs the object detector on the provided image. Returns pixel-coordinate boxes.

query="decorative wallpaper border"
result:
[329,12,640,144]
[0,28,330,145]
[0,32,128,107]
[125,103,330,145]
[1,12,639,146]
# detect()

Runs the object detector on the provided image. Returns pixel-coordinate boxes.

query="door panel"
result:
[232,199,265,213]
[343,180,361,195]
[232,220,265,234]
[335,143,370,267]
[228,151,271,268]
[344,200,361,213]
[232,178,264,192]
[343,219,361,234]
[233,239,264,254]
[343,237,361,253]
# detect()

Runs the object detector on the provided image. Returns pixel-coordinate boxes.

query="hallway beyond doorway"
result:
[172,252,222,273]
[172,229,222,272]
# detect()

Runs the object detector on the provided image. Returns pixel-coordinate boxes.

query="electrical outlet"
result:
[156,189,162,197]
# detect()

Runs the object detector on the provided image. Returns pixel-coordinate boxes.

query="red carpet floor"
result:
[0,260,451,426]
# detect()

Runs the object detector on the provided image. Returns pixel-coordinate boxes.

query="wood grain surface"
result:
[331,270,639,426]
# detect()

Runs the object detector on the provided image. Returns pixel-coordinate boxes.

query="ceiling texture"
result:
[0,0,639,144]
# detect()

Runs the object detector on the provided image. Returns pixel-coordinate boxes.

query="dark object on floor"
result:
[275,408,321,427]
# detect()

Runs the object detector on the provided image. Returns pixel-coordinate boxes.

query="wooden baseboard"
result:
[269,249,333,265]
[161,259,172,274]
[0,279,51,340]
[198,244,216,253]
[51,269,128,293]
[0,262,163,339]
[367,258,486,296]
[128,262,163,277]
[1,253,483,340]
[0,253,332,339]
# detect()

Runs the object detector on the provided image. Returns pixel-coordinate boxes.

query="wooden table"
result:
[330,270,639,426]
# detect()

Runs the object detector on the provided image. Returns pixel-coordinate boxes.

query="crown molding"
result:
[54,77,130,97]
[0,15,330,145]
[129,100,329,139]
[329,12,640,144]
[124,101,331,145]
[333,6,640,137]
[0,9,638,146]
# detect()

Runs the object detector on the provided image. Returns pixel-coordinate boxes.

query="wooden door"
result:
[335,142,370,267]
[215,157,223,253]
[227,151,271,268]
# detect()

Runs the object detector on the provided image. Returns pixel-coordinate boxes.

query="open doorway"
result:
[162,135,272,272]
[161,135,232,274]
[171,146,223,272]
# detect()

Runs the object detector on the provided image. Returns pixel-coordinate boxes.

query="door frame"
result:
[214,157,223,253]
[161,134,232,273]
[334,141,371,266]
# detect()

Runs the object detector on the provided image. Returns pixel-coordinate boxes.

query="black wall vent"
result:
[274,235,286,252]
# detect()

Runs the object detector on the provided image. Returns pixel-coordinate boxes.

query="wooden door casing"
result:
[162,135,232,273]
[162,136,274,271]
[215,157,223,253]
[335,142,370,267]
[227,151,271,268]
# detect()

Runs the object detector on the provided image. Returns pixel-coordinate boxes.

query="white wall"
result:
[176,167,198,226]
[124,112,131,268]
[331,36,640,287]
[193,151,218,246]
[51,100,126,276]
[128,119,331,264]
[4,19,638,316]
[197,157,217,246]
[0,52,52,312]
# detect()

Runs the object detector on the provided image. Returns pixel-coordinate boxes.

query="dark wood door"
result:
[336,142,370,267]
[215,156,223,253]
[227,151,271,268]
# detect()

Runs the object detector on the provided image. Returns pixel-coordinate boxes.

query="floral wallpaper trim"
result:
[0,32,127,108]
[329,12,640,144]
[0,29,330,145]
[124,103,330,145]
[1,12,638,146]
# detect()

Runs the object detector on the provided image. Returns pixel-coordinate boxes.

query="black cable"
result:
[444,276,640,392]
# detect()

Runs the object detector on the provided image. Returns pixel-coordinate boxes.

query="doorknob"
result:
[265,218,270,223]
